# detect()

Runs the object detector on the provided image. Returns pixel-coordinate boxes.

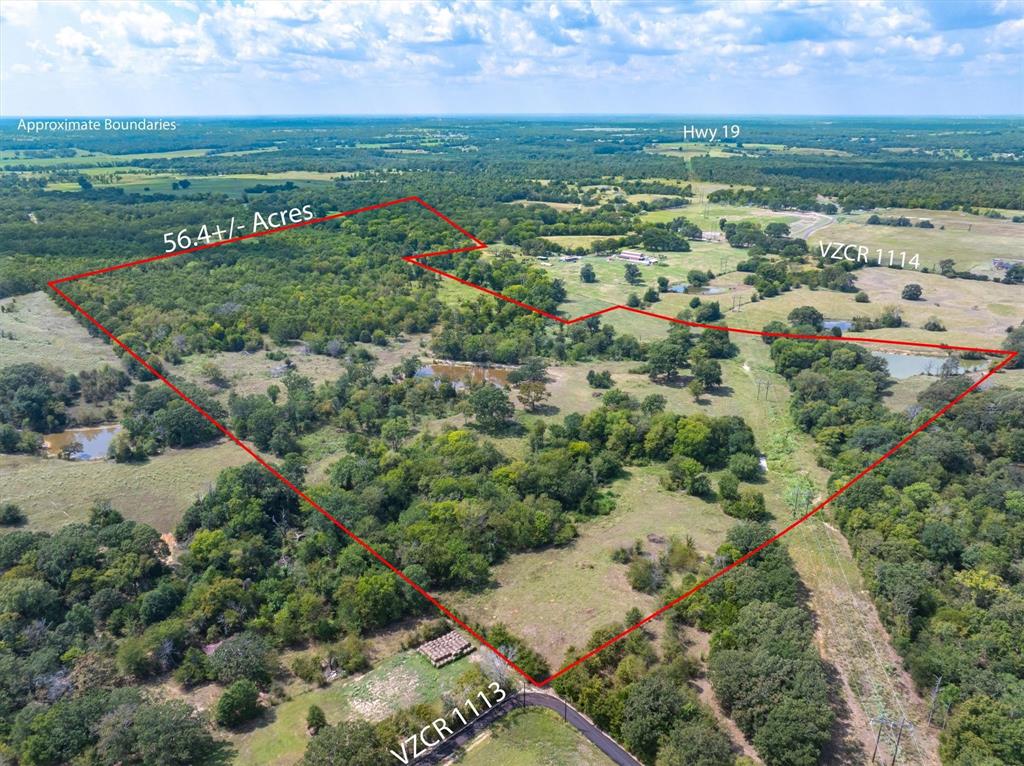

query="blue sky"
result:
[1,0,1021,116]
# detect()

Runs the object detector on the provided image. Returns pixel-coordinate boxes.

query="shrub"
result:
[728,453,761,482]
[0,503,26,526]
[215,680,261,728]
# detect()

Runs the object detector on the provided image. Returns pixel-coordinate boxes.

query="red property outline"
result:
[47,196,1017,687]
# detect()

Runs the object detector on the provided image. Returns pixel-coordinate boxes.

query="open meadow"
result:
[0,291,121,372]
[812,208,1023,275]
[0,440,257,533]
[454,708,613,766]
[226,651,478,766]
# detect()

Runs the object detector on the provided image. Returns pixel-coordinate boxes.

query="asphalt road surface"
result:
[413,688,643,766]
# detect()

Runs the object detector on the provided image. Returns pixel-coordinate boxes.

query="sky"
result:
[1,0,1022,117]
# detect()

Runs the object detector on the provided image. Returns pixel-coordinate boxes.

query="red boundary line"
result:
[47,196,1016,688]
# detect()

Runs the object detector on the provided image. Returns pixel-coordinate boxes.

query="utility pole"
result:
[890,716,907,766]
[927,675,942,725]
[870,712,899,765]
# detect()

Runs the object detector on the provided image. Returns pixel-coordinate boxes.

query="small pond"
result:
[415,363,511,386]
[668,284,728,295]
[44,424,122,460]
[822,320,853,331]
[872,352,984,380]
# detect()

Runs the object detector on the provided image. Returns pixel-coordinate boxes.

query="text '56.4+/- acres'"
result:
[162,204,315,253]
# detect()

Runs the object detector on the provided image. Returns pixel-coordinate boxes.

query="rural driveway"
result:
[417,688,643,766]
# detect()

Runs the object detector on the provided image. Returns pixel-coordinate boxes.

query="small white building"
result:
[612,249,656,265]
[701,231,725,242]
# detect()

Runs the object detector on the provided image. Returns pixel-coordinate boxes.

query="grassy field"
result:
[641,202,798,231]
[524,246,747,340]
[717,264,1022,351]
[0,441,257,533]
[447,463,737,667]
[229,651,477,766]
[0,291,121,372]
[812,209,1023,274]
[448,337,816,668]
[174,345,346,402]
[453,708,613,766]
[643,141,732,159]
[45,171,340,196]
[0,147,211,169]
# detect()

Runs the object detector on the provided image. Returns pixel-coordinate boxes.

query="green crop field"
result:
[454,708,613,766]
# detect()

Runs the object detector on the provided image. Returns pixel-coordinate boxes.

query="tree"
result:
[787,306,824,331]
[620,673,687,761]
[624,263,642,285]
[580,263,597,282]
[1002,324,1024,368]
[656,720,734,766]
[587,369,614,389]
[209,632,276,686]
[516,380,549,412]
[215,680,261,728]
[381,417,411,450]
[96,700,222,766]
[687,378,705,402]
[302,721,389,765]
[901,283,923,301]
[647,341,685,382]
[468,385,514,431]
[692,359,722,389]
[306,705,327,734]
[657,276,670,292]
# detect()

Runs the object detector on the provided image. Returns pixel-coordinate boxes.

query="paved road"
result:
[790,211,835,240]
[414,689,642,766]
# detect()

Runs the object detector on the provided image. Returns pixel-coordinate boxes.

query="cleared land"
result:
[174,345,346,402]
[0,441,256,533]
[0,147,211,169]
[718,265,1022,351]
[45,170,341,196]
[454,708,614,766]
[812,208,1023,274]
[641,202,798,231]
[228,651,477,766]
[0,291,121,372]
[447,464,736,668]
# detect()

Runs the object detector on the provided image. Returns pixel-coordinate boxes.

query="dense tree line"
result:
[767,328,1024,762]
[694,154,1023,211]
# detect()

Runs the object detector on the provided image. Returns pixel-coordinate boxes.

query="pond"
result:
[44,425,122,460]
[667,284,728,295]
[872,352,985,380]
[822,320,853,331]
[415,362,511,387]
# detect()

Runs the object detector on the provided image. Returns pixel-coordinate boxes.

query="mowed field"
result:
[227,651,477,766]
[0,441,256,533]
[812,208,1024,274]
[0,291,121,372]
[640,202,798,230]
[45,170,342,196]
[715,265,1022,351]
[455,709,614,766]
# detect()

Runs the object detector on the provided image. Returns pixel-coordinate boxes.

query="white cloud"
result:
[1,0,1020,110]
